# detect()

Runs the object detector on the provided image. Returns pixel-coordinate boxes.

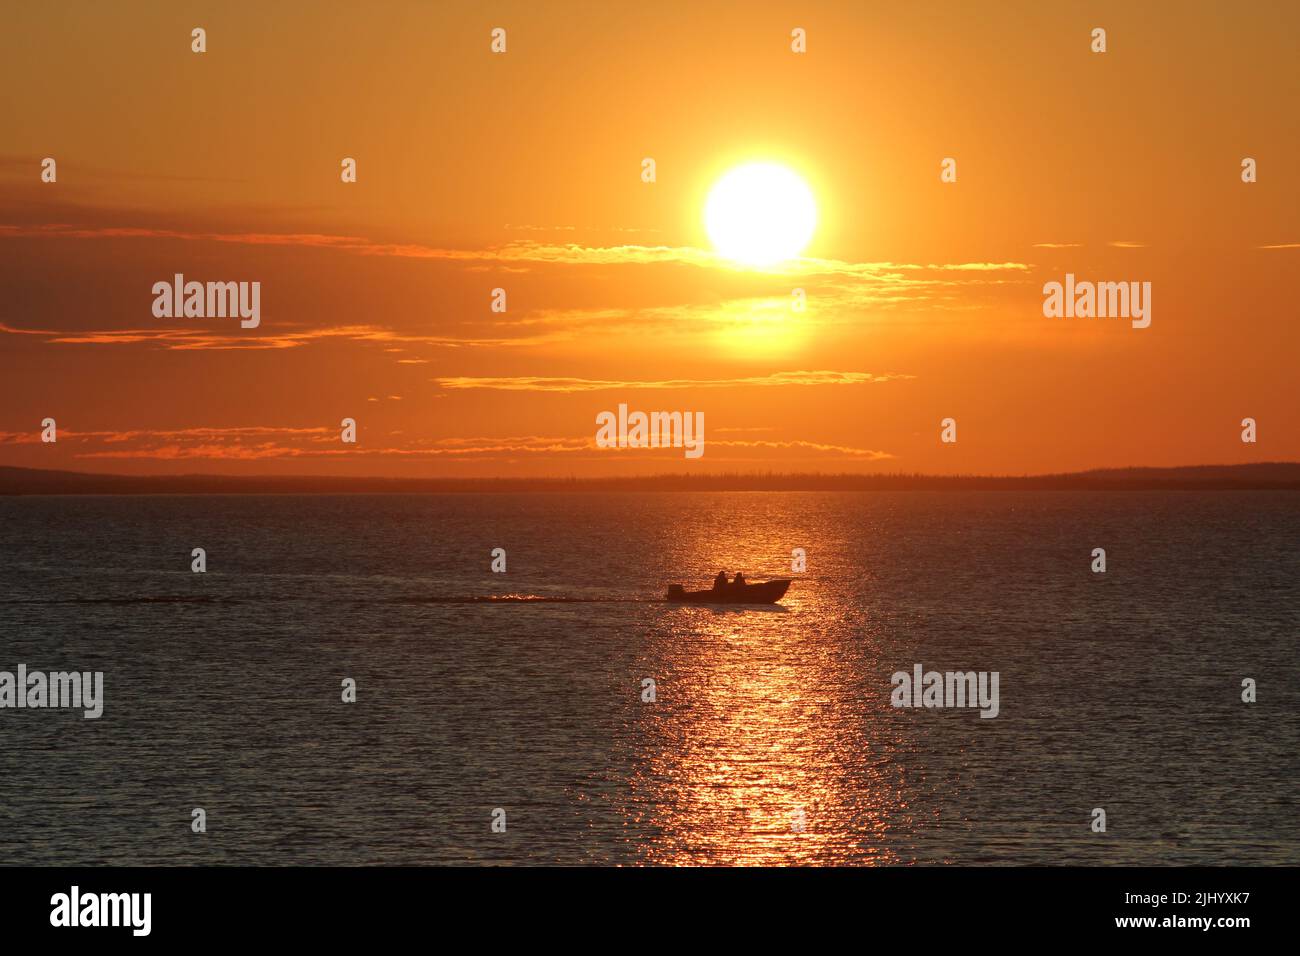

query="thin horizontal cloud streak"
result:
[77,439,892,462]
[0,425,334,445]
[715,439,893,459]
[433,371,912,392]
[3,425,892,464]
[0,222,1029,278]
[0,322,558,351]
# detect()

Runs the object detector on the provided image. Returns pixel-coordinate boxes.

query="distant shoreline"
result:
[2,463,1299,495]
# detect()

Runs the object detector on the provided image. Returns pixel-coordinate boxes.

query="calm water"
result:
[0,491,1296,866]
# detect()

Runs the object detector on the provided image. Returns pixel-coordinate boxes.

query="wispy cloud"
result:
[0,220,1033,353]
[0,425,335,446]
[0,321,557,351]
[713,438,893,459]
[433,370,911,392]
[0,222,1029,277]
[2,426,892,464]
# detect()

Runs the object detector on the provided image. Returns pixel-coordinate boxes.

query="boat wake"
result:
[0,596,233,605]
[1,594,647,605]
[391,594,649,604]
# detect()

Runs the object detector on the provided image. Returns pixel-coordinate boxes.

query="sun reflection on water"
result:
[622,519,903,865]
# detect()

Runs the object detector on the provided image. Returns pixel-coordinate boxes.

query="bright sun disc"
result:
[705,162,817,267]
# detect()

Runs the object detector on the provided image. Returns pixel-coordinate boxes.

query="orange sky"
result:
[1,1,1296,477]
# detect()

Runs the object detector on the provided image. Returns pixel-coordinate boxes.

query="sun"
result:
[704,162,817,267]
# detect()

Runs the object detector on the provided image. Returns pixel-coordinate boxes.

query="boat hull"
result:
[665,579,791,605]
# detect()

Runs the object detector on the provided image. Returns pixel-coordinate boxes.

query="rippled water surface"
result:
[1,491,1296,865]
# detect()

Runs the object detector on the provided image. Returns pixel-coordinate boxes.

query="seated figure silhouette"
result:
[713,571,729,591]
[733,572,746,588]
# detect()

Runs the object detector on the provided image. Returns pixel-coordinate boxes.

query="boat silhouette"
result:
[665,578,792,605]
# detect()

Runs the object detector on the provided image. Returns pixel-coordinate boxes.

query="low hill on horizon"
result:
[2,463,1299,495]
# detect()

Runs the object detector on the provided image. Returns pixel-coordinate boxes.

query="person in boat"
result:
[713,571,729,591]
[732,572,746,588]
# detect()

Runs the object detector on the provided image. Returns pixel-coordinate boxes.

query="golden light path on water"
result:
[619,500,907,865]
